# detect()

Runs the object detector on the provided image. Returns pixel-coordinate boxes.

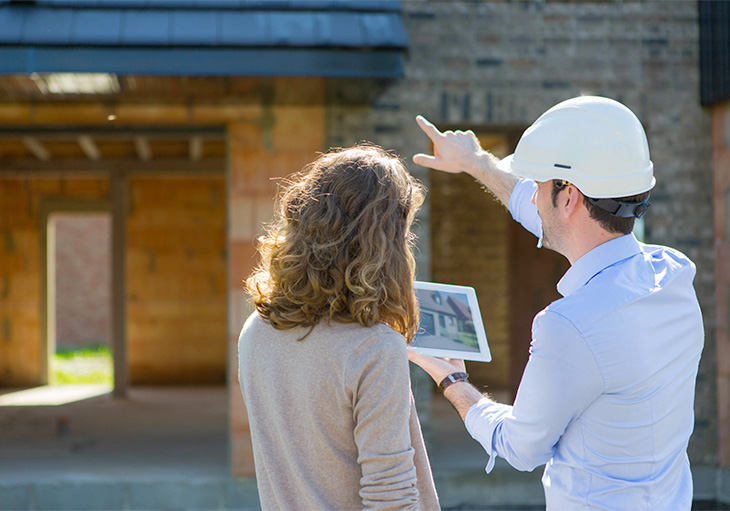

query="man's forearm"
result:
[443,381,491,422]
[469,151,521,208]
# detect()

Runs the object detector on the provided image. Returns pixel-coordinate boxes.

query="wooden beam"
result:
[22,136,50,161]
[189,136,203,161]
[0,102,263,125]
[0,157,224,175]
[133,136,152,161]
[78,135,101,161]
[0,126,225,140]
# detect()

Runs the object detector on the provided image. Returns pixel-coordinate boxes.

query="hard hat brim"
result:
[497,153,564,183]
[497,153,656,199]
[497,152,575,184]
[496,154,516,175]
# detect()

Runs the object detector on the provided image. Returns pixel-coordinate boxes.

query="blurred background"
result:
[0,0,728,509]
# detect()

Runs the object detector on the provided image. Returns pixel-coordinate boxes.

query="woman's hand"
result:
[407,349,466,385]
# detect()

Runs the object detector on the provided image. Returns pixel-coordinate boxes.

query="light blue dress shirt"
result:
[465,179,704,510]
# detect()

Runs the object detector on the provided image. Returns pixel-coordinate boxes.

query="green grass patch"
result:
[52,345,113,385]
[452,333,479,349]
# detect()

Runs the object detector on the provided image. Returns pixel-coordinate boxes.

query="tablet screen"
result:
[408,281,491,362]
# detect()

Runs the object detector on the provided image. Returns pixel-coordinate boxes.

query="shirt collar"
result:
[557,233,642,297]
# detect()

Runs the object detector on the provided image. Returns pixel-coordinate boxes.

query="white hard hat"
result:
[498,96,655,199]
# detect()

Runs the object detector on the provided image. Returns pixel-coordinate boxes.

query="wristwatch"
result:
[438,371,469,392]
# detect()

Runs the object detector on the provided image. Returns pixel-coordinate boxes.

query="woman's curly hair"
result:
[246,143,425,343]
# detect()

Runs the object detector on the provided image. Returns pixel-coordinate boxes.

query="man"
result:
[409,96,704,510]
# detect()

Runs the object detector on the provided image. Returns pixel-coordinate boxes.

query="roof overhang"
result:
[0,0,408,78]
[0,47,405,77]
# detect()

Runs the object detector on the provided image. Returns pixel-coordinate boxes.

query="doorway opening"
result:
[47,212,113,389]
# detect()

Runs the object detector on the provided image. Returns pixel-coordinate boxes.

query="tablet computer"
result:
[408,281,491,362]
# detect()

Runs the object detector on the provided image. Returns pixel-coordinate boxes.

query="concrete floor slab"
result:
[0,385,544,510]
[0,386,229,483]
[0,386,723,510]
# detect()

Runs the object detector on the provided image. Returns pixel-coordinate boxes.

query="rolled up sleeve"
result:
[465,399,512,473]
[465,311,604,474]
[508,178,542,239]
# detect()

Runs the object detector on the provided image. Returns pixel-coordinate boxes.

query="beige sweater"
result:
[238,313,440,511]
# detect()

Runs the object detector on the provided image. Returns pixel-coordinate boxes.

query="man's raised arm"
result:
[413,115,520,207]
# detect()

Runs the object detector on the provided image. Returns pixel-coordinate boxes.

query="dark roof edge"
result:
[1,0,402,13]
[0,43,408,50]
[0,46,406,78]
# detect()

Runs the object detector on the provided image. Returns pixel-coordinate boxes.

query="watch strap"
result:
[438,371,469,392]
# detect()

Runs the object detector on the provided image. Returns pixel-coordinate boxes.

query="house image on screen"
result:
[418,291,474,339]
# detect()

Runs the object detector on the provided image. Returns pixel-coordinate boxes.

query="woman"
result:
[238,143,440,510]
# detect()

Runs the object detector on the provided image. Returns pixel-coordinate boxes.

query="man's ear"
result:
[560,185,582,218]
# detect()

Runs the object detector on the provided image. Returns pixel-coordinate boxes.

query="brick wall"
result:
[0,178,109,386]
[0,175,228,387]
[712,102,730,468]
[53,214,111,349]
[228,105,327,476]
[325,1,717,464]
[127,176,226,385]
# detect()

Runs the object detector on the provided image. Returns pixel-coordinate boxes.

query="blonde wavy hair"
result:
[246,143,425,342]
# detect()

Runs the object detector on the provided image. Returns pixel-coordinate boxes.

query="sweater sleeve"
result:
[346,329,420,511]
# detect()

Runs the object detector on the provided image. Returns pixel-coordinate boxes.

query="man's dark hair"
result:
[551,180,649,235]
